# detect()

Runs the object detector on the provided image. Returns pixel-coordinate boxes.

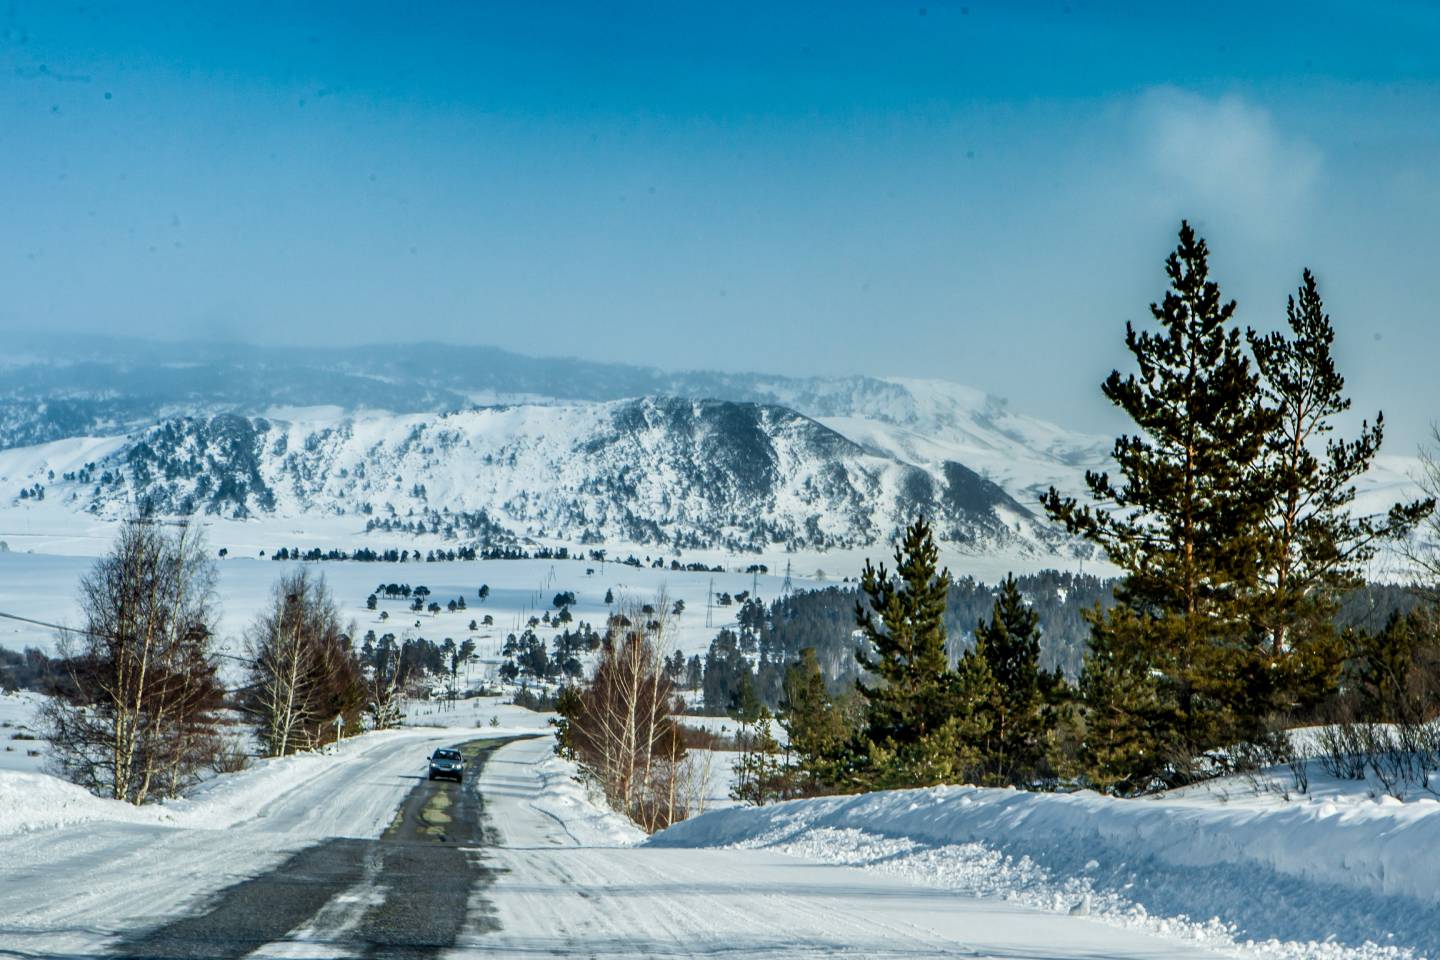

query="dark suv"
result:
[428,747,465,782]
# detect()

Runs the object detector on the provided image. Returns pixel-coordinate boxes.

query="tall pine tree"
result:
[781,647,855,795]
[1242,271,1433,724]
[1043,222,1276,789]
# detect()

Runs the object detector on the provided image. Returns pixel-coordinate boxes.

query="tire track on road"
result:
[106,737,522,960]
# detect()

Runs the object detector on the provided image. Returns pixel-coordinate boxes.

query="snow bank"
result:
[0,770,163,834]
[528,752,646,847]
[650,784,1440,959]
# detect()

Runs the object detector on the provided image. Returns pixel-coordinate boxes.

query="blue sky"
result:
[2,2,1439,446]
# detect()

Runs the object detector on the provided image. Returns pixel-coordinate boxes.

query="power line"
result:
[0,609,258,666]
[0,609,85,635]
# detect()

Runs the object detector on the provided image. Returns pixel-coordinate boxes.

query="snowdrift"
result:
[650,784,1440,958]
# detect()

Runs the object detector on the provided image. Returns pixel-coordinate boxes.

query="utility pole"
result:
[705,577,714,628]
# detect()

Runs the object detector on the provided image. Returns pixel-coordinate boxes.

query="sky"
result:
[1,2,1439,447]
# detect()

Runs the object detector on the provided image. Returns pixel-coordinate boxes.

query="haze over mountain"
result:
[0,335,1415,567]
[0,336,1097,555]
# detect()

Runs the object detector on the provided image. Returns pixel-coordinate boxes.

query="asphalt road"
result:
[107,737,525,960]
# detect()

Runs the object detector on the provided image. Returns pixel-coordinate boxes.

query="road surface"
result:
[0,730,1229,959]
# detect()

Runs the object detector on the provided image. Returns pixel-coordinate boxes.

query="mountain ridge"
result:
[0,397,1059,557]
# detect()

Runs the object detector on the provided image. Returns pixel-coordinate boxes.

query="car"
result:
[428,747,465,782]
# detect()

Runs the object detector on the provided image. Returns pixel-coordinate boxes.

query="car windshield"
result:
[433,750,461,761]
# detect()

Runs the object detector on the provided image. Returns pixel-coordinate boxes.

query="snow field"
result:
[0,553,806,663]
[650,780,1440,960]
[0,690,46,774]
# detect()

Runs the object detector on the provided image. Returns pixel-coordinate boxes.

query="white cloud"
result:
[1135,89,1323,243]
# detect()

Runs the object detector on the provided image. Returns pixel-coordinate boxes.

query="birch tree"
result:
[243,570,364,756]
[555,595,692,831]
[42,519,223,804]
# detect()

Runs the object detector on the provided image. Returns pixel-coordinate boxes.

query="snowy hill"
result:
[0,398,1057,555]
[0,338,1418,567]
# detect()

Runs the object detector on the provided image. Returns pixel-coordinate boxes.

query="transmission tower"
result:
[781,560,793,596]
[705,577,714,628]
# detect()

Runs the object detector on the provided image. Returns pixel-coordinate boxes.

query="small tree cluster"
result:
[42,519,225,804]
[554,598,697,831]
[242,570,365,756]
[1043,223,1431,793]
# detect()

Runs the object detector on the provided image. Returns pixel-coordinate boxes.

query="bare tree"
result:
[365,632,405,729]
[242,570,364,756]
[41,519,223,804]
[556,594,693,831]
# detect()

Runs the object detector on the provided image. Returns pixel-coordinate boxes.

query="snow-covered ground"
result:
[0,695,550,838]
[653,771,1440,960]
[0,698,552,956]
[467,736,1225,959]
[0,551,811,664]
[3,689,1436,958]
[0,690,45,774]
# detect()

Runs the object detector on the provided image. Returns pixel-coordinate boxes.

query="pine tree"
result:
[1043,222,1277,787]
[853,518,988,788]
[1243,271,1433,723]
[781,647,852,794]
[969,575,1052,785]
[1074,606,1172,793]
[732,670,763,723]
[1346,609,1439,724]
[732,708,788,806]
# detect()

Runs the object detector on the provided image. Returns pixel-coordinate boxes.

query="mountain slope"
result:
[0,338,1102,478]
[7,399,1051,555]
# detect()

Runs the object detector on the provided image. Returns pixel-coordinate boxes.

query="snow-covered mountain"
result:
[0,337,1106,486]
[0,337,1415,563]
[4,398,1061,556]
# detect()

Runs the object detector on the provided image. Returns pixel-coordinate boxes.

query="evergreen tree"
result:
[1344,609,1440,724]
[1243,271,1433,722]
[853,518,988,788]
[781,647,852,793]
[969,575,1053,785]
[1043,222,1276,788]
[1073,605,1170,792]
[732,669,763,723]
[731,708,788,806]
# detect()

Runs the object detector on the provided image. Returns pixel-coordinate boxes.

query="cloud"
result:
[1135,89,1322,243]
